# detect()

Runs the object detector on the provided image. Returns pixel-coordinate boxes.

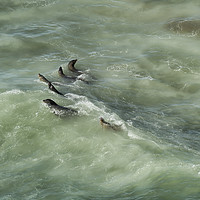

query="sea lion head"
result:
[100,117,105,123]
[38,73,51,84]
[100,117,108,126]
[43,99,57,106]
[38,73,45,80]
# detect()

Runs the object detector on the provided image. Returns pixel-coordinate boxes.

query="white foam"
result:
[1,89,24,95]
[128,130,143,139]
[75,99,103,116]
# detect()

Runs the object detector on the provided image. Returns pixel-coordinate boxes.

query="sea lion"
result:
[58,67,76,80]
[60,65,89,84]
[68,59,83,75]
[48,82,64,96]
[43,99,78,115]
[100,117,122,131]
[165,18,200,34]
[38,73,51,84]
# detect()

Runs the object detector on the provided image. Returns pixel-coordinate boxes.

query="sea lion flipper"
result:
[58,67,65,77]
[68,59,78,72]
[48,82,64,96]
[58,66,77,80]
[68,59,83,75]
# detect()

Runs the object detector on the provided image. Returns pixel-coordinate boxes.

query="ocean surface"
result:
[1,0,200,199]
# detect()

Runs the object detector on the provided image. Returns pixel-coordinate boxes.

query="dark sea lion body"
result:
[68,59,83,75]
[43,99,78,115]
[60,62,89,84]
[68,59,96,84]
[59,66,89,84]
[38,73,51,84]
[165,18,200,34]
[58,67,76,80]
[48,82,64,96]
[100,117,122,131]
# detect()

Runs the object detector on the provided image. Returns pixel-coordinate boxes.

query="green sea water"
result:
[0,0,200,199]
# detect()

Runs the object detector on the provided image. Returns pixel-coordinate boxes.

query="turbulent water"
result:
[1,0,200,199]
